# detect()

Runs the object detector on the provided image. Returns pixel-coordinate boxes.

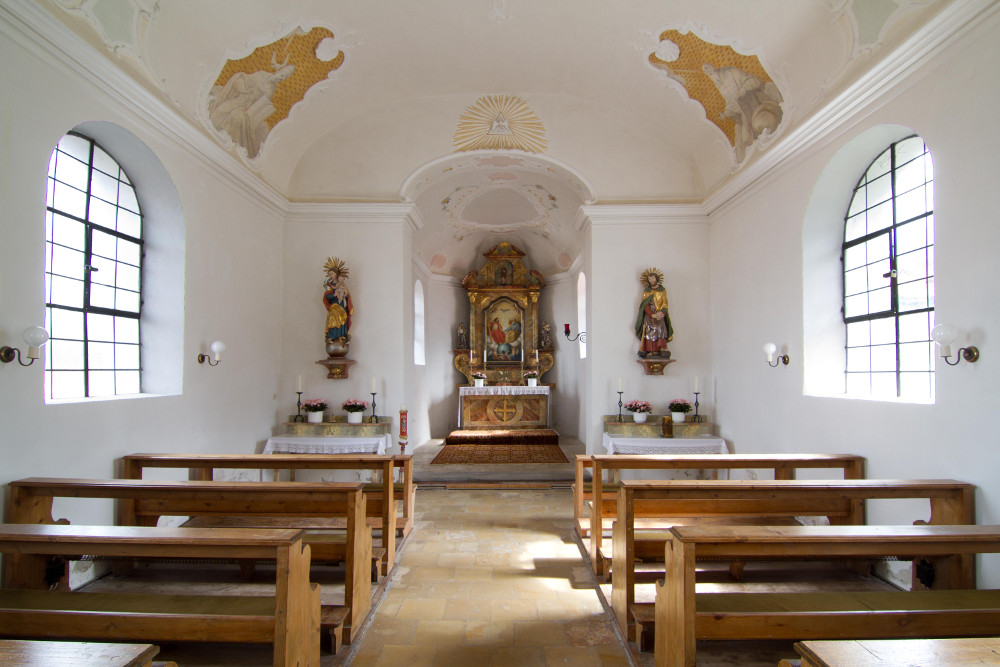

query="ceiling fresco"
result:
[649,30,783,162]
[37,0,955,277]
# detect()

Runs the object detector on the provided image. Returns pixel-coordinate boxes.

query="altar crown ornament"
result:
[323,257,349,278]
[640,267,664,286]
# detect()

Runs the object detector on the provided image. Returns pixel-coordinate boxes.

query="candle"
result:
[618,376,623,392]
[297,375,302,392]
[694,375,700,393]
[371,375,377,392]
[535,349,539,362]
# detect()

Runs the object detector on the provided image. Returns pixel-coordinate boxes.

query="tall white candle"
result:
[297,375,302,392]
[371,375,377,392]
[694,375,700,393]
[618,377,623,392]
[535,349,539,362]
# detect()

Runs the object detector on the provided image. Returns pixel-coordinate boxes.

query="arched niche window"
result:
[42,123,184,402]
[413,279,426,366]
[842,135,935,401]
[576,272,587,359]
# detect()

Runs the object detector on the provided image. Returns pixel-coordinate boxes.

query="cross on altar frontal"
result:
[458,385,551,429]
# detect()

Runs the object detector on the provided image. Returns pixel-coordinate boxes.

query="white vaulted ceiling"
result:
[36,0,954,277]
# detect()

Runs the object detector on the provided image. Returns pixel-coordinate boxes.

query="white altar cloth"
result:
[602,433,727,456]
[263,434,390,456]
[458,385,551,427]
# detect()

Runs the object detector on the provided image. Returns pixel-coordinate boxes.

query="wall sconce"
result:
[763,342,789,367]
[1,326,50,367]
[197,340,226,366]
[931,324,980,365]
[564,323,587,343]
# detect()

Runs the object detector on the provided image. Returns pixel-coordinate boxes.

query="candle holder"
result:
[292,391,305,422]
[617,391,624,423]
[369,392,378,424]
[692,391,704,423]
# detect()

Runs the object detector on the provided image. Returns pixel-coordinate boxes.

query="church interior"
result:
[1,1,1000,665]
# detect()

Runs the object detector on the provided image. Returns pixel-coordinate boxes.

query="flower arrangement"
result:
[471,371,487,380]
[302,399,327,413]
[342,399,369,413]
[624,400,652,413]
[668,399,692,414]
[523,370,539,379]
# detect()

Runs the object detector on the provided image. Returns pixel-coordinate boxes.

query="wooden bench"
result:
[121,452,415,536]
[0,523,319,666]
[790,636,1000,667]
[5,477,371,644]
[0,638,173,667]
[576,453,866,575]
[611,478,975,642]
[120,453,414,576]
[652,524,1000,667]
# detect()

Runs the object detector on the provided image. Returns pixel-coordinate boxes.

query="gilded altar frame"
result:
[453,242,553,385]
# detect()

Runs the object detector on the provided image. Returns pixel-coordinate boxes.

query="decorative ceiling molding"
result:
[286,202,424,231]
[578,204,709,229]
[51,0,157,61]
[703,0,1000,217]
[0,0,288,219]
[453,95,547,153]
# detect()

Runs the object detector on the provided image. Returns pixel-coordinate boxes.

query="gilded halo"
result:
[640,267,664,286]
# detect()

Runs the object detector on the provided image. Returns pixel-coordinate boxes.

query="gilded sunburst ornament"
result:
[454,95,547,153]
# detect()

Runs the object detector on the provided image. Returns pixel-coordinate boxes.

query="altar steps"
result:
[445,428,559,446]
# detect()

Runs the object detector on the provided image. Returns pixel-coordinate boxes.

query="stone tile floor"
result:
[344,488,632,666]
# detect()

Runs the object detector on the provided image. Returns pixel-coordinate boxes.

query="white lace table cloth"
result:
[602,433,727,456]
[263,434,389,455]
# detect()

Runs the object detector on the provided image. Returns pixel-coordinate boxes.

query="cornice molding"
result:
[0,0,287,219]
[286,202,422,229]
[703,0,1000,216]
[578,203,709,226]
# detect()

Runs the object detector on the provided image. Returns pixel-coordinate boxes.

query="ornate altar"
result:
[452,242,555,431]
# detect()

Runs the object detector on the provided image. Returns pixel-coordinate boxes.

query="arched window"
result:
[842,136,934,400]
[413,279,426,366]
[44,132,143,399]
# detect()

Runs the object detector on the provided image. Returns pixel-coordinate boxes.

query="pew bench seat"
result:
[0,638,170,667]
[635,589,1000,656]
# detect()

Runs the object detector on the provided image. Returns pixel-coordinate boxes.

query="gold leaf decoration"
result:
[454,95,547,153]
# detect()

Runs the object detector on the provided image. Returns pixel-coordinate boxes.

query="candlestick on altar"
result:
[692,391,703,423]
[293,391,304,422]
[617,391,624,423]
[369,392,378,424]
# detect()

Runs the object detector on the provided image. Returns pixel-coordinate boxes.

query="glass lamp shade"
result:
[762,342,777,363]
[22,326,49,359]
[209,340,226,361]
[931,324,958,357]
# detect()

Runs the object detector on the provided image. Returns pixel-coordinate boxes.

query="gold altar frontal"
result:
[462,393,548,430]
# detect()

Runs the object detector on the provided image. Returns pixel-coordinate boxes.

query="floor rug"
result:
[445,428,560,446]
[430,443,569,465]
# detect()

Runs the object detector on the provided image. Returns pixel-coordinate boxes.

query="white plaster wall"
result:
[0,30,285,524]
[708,16,1000,585]
[586,211,713,452]
[278,214,409,434]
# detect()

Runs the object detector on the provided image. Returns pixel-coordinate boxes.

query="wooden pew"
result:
[5,477,371,644]
[653,524,1000,667]
[0,638,169,667]
[0,523,319,667]
[581,453,866,575]
[611,478,975,642]
[120,453,414,575]
[792,637,1000,667]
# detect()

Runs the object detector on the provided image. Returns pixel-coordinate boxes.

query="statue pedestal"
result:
[316,357,356,379]
[637,357,676,375]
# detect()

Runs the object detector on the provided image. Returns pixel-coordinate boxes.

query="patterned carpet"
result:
[430,443,569,465]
